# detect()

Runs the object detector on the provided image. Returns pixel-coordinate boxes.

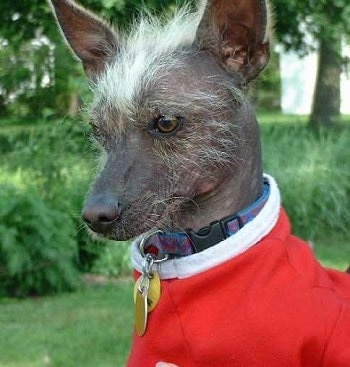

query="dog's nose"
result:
[82,195,121,234]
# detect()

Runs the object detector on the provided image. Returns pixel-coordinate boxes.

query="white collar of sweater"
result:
[131,174,281,280]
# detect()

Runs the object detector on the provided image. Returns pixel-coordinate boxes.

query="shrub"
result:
[0,184,79,297]
[92,241,131,278]
[0,119,99,274]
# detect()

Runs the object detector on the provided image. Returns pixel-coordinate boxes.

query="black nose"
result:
[82,194,121,234]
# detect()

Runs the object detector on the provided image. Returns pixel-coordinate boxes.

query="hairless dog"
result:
[50,0,350,365]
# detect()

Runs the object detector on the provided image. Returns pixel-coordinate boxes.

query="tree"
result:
[0,0,188,120]
[310,35,341,128]
[273,0,350,128]
[0,0,79,118]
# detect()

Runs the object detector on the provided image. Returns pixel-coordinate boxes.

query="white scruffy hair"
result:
[93,6,204,116]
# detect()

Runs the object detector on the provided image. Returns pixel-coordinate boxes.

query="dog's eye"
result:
[150,115,183,136]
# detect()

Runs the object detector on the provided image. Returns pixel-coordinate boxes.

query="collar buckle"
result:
[186,214,243,253]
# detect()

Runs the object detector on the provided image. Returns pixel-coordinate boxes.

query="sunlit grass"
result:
[315,235,350,271]
[0,283,134,367]
[258,112,309,124]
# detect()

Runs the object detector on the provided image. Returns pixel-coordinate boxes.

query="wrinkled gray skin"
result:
[49,0,270,241]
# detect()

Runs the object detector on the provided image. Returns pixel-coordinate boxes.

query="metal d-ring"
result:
[139,228,169,263]
[137,273,150,294]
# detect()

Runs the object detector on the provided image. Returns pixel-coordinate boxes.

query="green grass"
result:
[258,111,309,125]
[257,112,350,270]
[257,112,350,124]
[0,283,134,367]
[314,235,350,270]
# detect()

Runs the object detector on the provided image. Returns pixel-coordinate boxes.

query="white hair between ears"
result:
[93,7,202,115]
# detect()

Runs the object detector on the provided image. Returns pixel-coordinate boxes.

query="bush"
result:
[0,184,79,297]
[92,241,131,278]
[0,119,99,296]
[0,119,100,274]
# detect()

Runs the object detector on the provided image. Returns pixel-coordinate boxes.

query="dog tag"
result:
[133,272,161,312]
[147,272,161,311]
[135,287,148,336]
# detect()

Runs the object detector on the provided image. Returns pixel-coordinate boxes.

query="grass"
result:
[258,112,350,124]
[258,111,309,125]
[314,235,350,270]
[259,116,350,270]
[0,283,134,367]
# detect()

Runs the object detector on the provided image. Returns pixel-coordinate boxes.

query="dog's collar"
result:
[139,179,270,260]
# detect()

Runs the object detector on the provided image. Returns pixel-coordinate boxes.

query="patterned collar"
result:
[139,179,270,259]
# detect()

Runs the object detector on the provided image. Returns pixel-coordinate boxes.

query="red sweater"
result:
[127,210,350,366]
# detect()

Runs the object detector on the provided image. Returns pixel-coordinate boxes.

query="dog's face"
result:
[87,51,247,240]
[50,0,271,240]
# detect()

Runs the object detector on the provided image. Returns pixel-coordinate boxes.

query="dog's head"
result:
[50,0,272,240]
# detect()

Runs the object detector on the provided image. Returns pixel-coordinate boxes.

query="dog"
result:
[50,0,350,365]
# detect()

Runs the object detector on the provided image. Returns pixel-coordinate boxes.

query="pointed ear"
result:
[195,0,271,82]
[49,0,118,80]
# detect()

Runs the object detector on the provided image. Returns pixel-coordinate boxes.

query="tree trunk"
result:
[309,36,341,128]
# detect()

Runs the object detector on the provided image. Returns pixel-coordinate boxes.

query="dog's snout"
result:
[82,195,121,234]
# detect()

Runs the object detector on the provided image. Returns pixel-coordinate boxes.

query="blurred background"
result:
[0,0,350,366]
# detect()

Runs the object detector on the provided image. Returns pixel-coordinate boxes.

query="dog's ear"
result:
[195,0,271,82]
[49,0,118,80]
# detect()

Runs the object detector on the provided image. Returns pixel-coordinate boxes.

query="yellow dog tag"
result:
[133,272,161,336]
[135,287,148,336]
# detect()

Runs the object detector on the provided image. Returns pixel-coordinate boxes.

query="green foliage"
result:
[92,241,132,278]
[0,118,134,295]
[86,0,192,28]
[0,184,79,297]
[0,119,96,296]
[261,122,350,239]
[0,0,189,119]
[274,0,350,53]
[0,0,67,118]
[253,51,281,111]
